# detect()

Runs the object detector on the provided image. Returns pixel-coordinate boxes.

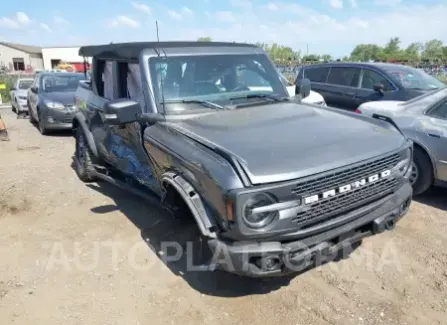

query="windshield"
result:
[385,66,445,90]
[149,54,288,114]
[18,80,33,90]
[41,74,84,92]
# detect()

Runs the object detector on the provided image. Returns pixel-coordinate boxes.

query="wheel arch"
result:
[411,139,437,178]
[73,112,98,157]
[161,172,217,239]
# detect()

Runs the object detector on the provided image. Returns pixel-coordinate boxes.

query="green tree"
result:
[321,54,332,62]
[302,54,320,62]
[197,37,212,41]
[422,39,444,60]
[383,37,401,58]
[256,42,300,62]
[405,42,422,61]
[350,44,385,62]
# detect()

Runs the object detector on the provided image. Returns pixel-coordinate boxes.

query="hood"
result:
[14,89,28,98]
[169,103,406,185]
[40,91,76,105]
[358,100,406,118]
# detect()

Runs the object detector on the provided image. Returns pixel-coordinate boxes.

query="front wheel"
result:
[29,104,36,123]
[37,111,48,135]
[74,127,98,182]
[411,147,433,196]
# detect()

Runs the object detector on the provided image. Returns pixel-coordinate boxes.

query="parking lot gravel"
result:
[0,108,446,325]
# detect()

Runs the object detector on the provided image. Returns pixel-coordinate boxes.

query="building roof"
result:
[79,41,257,59]
[0,42,42,54]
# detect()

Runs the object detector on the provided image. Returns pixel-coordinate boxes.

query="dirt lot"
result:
[0,107,446,325]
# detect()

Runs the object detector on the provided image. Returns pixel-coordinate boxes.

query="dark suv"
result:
[297,62,445,111]
[73,42,413,277]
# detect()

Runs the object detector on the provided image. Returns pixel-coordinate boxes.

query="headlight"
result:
[242,193,278,228]
[393,147,412,177]
[44,100,65,109]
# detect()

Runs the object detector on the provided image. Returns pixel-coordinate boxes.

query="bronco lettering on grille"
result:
[303,169,391,205]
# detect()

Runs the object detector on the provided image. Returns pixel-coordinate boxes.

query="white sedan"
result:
[278,73,326,106]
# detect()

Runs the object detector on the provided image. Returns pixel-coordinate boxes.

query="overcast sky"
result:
[1,0,446,57]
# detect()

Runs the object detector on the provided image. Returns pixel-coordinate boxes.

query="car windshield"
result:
[149,54,288,114]
[18,80,33,89]
[385,66,445,90]
[41,74,84,92]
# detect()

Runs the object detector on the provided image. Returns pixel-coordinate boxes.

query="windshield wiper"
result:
[229,93,289,102]
[162,99,226,110]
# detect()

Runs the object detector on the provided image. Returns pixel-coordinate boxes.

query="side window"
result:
[427,101,447,120]
[103,61,115,100]
[127,63,145,110]
[361,69,394,91]
[304,67,329,83]
[93,59,105,97]
[327,67,360,87]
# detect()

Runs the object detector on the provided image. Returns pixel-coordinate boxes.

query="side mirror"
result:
[104,99,142,125]
[373,83,384,93]
[295,78,311,98]
[30,86,38,93]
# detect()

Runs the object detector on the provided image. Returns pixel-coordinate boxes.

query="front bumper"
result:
[208,182,412,277]
[42,107,75,130]
[16,100,28,113]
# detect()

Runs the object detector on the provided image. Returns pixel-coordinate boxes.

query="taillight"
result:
[354,109,362,114]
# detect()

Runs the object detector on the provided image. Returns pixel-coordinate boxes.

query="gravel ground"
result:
[0,108,446,325]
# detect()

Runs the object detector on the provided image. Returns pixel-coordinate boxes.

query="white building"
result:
[41,46,91,71]
[0,42,44,72]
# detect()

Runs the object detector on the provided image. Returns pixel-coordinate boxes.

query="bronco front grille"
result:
[291,153,401,227]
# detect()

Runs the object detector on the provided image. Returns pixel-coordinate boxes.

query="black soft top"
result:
[79,41,257,60]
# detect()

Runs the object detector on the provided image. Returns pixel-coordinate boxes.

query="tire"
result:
[74,127,98,182]
[37,110,48,135]
[411,147,433,196]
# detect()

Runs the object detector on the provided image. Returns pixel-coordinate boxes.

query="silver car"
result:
[10,78,34,114]
[357,88,447,195]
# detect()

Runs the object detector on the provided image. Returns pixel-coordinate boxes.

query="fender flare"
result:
[162,172,217,238]
[73,112,98,157]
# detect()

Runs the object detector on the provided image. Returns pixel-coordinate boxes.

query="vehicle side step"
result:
[91,170,161,207]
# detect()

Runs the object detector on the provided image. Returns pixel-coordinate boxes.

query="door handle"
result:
[428,133,441,138]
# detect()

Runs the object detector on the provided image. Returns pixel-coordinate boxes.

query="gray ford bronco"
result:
[73,42,413,277]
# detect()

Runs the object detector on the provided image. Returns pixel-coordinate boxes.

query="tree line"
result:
[197,37,447,64]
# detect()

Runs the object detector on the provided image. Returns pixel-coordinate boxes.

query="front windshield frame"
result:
[40,74,84,93]
[18,80,33,90]
[148,53,288,115]
[385,66,445,90]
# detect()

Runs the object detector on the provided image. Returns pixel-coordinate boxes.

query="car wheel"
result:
[411,147,433,196]
[37,110,48,135]
[75,127,98,182]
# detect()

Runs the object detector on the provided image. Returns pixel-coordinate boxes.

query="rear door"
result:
[324,66,361,110]
[302,66,330,98]
[355,68,397,107]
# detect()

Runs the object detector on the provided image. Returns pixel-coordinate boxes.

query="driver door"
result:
[102,61,160,193]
